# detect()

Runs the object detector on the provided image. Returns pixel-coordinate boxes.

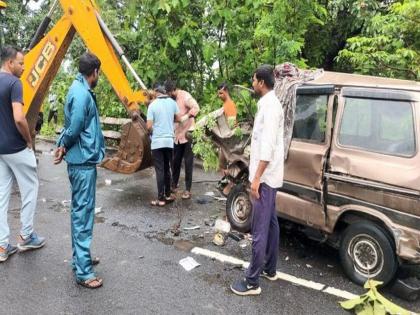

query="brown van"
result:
[214,72,420,287]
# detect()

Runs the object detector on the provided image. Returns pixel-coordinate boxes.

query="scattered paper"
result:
[95,207,103,214]
[306,264,313,269]
[285,256,290,261]
[61,200,71,206]
[179,257,200,271]
[204,191,215,197]
[105,179,112,186]
[113,188,124,192]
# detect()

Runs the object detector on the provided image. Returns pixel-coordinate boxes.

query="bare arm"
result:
[12,102,32,149]
[147,120,153,132]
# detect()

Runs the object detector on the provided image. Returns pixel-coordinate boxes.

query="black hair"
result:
[78,52,101,77]
[164,79,177,93]
[217,82,229,91]
[153,82,166,94]
[254,64,274,89]
[0,46,22,65]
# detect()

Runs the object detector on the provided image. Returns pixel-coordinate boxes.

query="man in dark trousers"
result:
[164,80,199,199]
[54,52,105,289]
[147,83,186,206]
[0,46,46,263]
[231,65,284,296]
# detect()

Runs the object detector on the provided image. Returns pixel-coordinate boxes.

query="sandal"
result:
[165,194,176,203]
[181,191,192,200]
[92,257,100,265]
[77,277,103,289]
[150,200,166,207]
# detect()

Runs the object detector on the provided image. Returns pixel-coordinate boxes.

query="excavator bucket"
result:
[0,1,7,9]
[101,118,152,174]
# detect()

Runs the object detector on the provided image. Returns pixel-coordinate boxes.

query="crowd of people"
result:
[0,46,285,296]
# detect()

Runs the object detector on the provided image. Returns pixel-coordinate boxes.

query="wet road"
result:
[1,140,419,315]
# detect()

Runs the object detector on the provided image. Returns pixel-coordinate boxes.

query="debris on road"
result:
[214,219,231,233]
[306,264,313,269]
[327,264,334,268]
[179,256,200,271]
[113,188,124,192]
[95,207,103,214]
[105,179,112,185]
[204,191,215,197]
[213,233,226,246]
[285,256,290,261]
[183,225,200,231]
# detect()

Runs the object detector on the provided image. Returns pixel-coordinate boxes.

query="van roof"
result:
[306,71,420,92]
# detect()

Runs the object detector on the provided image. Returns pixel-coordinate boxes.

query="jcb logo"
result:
[27,40,55,88]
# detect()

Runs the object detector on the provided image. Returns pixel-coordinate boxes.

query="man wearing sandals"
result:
[231,65,284,296]
[164,80,199,200]
[54,53,105,289]
[147,83,186,206]
[0,46,46,263]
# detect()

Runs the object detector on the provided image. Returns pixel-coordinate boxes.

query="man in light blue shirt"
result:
[147,83,187,206]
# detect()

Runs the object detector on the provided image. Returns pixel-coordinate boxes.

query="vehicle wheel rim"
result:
[231,192,251,224]
[348,234,384,278]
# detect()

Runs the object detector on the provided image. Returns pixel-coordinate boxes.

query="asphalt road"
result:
[0,140,419,315]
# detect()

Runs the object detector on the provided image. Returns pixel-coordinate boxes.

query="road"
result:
[0,140,419,315]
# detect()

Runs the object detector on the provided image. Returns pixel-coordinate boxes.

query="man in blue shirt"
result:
[0,46,46,263]
[147,83,187,206]
[54,52,105,289]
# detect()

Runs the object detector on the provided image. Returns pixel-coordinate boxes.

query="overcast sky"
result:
[28,0,44,10]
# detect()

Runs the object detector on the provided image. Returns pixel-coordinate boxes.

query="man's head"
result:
[78,52,101,89]
[217,82,230,101]
[164,79,177,100]
[153,82,166,96]
[252,64,274,97]
[0,46,24,78]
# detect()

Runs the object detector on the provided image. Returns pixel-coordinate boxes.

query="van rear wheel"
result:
[339,221,398,286]
[226,184,252,233]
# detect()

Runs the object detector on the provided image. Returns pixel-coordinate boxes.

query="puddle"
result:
[174,240,195,252]
[95,216,106,224]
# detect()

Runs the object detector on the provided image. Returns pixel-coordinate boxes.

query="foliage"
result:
[1,0,419,166]
[337,0,420,80]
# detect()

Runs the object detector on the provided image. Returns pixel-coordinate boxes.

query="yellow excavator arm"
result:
[5,0,152,173]
[0,1,6,9]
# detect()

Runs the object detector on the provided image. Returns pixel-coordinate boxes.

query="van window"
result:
[292,94,328,143]
[338,98,416,157]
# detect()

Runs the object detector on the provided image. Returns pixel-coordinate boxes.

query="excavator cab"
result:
[5,0,152,173]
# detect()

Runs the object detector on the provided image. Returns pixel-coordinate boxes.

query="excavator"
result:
[1,0,152,173]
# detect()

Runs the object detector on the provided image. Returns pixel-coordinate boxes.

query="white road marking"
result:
[191,247,358,300]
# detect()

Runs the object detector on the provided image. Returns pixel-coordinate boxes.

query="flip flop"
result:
[77,277,103,289]
[165,194,176,204]
[181,191,192,200]
[150,200,166,207]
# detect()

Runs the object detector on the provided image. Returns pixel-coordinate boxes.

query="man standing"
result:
[217,82,237,124]
[165,80,199,200]
[217,82,238,175]
[147,83,183,206]
[230,65,284,296]
[47,92,59,126]
[0,46,46,262]
[54,52,105,289]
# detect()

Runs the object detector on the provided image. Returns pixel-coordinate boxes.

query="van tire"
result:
[226,184,252,233]
[339,221,398,286]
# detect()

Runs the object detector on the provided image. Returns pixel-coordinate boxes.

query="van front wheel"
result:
[339,221,398,286]
[226,184,252,233]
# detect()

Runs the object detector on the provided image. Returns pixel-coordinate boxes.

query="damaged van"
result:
[214,72,420,287]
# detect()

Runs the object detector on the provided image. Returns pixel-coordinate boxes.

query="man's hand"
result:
[250,177,261,199]
[27,142,33,150]
[54,147,66,165]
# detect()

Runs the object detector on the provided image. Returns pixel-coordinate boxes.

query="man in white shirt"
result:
[231,65,284,296]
